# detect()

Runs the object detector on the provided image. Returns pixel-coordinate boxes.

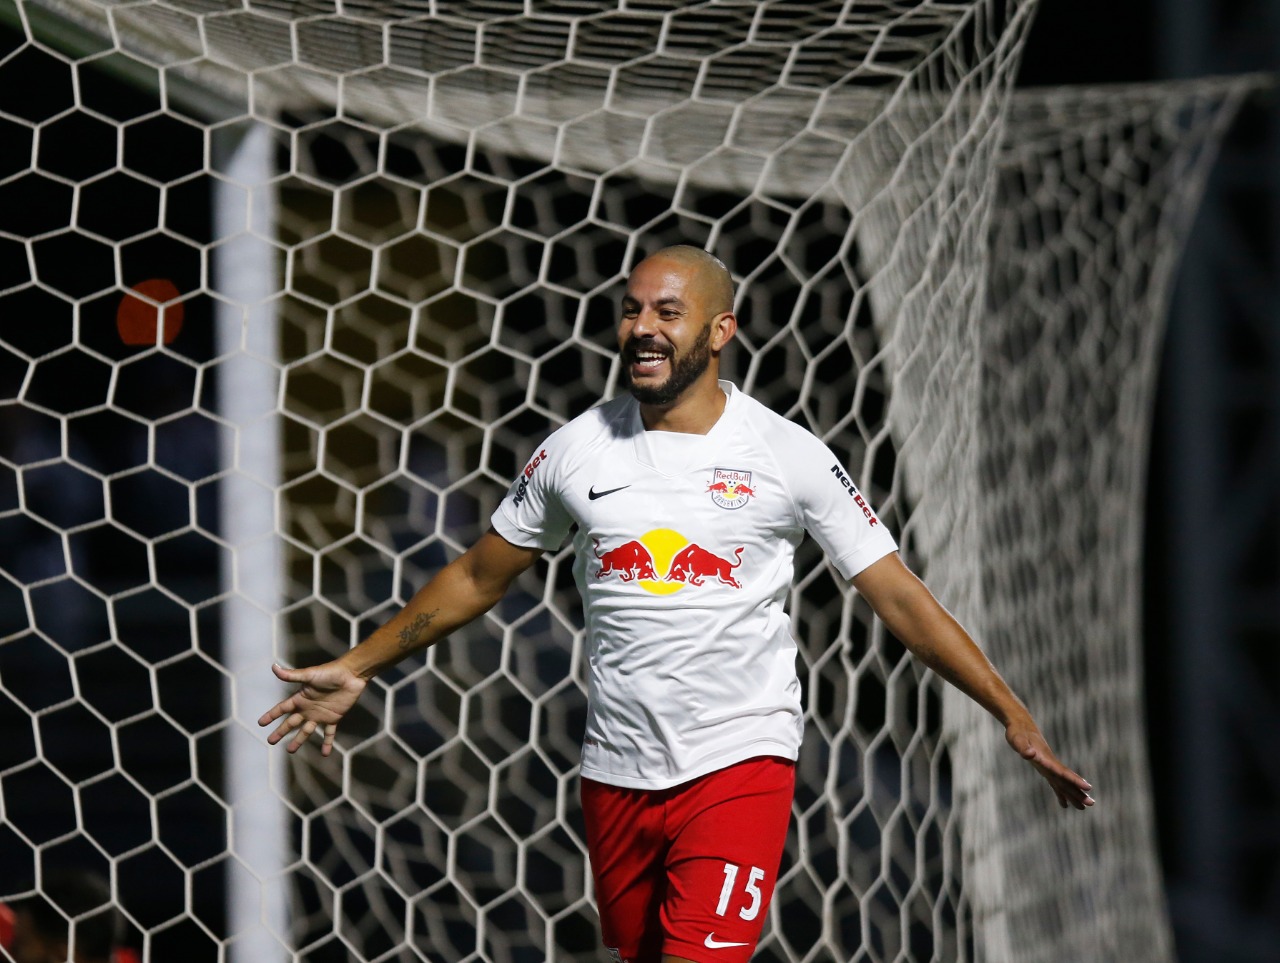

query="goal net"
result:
[969,77,1257,963]
[0,1,1256,960]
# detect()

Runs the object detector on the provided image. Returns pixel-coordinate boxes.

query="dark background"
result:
[1022,2,1279,960]
[0,35,225,953]
[1,0,1276,960]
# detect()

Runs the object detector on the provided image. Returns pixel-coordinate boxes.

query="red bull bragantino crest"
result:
[593,530,744,594]
[706,467,755,510]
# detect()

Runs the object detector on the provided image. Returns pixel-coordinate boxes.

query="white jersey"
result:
[491,382,897,790]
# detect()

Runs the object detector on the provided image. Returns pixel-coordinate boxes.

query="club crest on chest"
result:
[706,468,755,510]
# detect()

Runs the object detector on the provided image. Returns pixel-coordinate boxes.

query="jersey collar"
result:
[630,380,742,476]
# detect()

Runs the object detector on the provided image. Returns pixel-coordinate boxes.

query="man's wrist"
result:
[336,646,382,682]
[996,701,1035,730]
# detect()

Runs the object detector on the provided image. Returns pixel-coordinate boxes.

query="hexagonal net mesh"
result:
[963,78,1258,963]
[0,1,1250,961]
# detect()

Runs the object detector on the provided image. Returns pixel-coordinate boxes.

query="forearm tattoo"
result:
[397,609,440,650]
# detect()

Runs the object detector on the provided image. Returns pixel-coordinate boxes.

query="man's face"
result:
[618,257,716,406]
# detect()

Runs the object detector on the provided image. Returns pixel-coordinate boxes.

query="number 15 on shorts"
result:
[717,863,765,920]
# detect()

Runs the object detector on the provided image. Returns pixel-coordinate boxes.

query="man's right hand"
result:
[258,661,367,756]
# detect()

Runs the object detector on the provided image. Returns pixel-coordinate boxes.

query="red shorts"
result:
[581,756,795,963]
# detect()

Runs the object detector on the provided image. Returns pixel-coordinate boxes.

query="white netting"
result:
[0,1,1255,960]
[967,78,1258,962]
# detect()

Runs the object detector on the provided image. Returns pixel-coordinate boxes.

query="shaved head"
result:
[636,245,734,316]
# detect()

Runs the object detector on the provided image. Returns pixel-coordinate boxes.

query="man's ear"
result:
[710,311,738,351]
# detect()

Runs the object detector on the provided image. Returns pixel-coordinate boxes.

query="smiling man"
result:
[260,244,1092,963]
[620,246,734,414]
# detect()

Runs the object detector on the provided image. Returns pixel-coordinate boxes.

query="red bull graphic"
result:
[593,538,658,582]
[593,529,744,594]
[665,543,744,588]
[707,468,755,510]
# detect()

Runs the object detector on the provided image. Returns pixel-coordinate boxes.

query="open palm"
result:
[258,662,368,755]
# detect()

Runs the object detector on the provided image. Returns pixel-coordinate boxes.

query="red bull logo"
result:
[707,467,755,510]
[666,543,743,588]
[592,538,659,582]
[593,529,744,594]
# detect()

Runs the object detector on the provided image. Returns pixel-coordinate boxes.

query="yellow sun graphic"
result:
[636,528,687,595]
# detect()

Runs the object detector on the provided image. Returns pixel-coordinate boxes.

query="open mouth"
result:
[626,342,671,375]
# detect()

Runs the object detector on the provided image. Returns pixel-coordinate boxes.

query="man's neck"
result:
[637,378,727,434]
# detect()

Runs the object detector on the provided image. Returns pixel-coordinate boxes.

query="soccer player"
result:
[259,245,1093,963]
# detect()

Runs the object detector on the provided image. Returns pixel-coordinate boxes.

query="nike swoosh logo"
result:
[704,934,750,949]
[588,485,631,500]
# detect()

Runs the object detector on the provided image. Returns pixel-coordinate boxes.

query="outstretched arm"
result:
[258,529,542,755]
[851,552,1094,810]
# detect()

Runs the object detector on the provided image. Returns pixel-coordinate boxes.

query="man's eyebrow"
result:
[619,295,687,308]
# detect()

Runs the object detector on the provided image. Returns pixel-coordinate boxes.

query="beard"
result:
[622,323,713,406]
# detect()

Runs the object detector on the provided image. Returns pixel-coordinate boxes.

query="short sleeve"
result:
[491,434,575,552]
[777,428,898,580]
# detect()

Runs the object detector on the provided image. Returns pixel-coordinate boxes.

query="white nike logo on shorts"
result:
[704,933,750,949]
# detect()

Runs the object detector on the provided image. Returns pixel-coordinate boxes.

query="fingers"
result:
[1052,773,1095,810]
[261,663,313,736]
[258,696,296,728]
[259,665,303,727]
[288,719,318,753]
[263,662,351,755]
[1048,780,1078,810]
[1050,763,1093,801]
[267,711,301,746]
[266,707,340,755]
[1015,732,1096,810]
[1063,789,1093,810]
[1073,778,1096,808]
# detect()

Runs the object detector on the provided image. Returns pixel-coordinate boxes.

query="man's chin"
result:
[626,379,678,406]
[622,337,711,406]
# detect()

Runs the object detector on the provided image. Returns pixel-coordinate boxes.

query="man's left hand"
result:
[1006,720,1095,810]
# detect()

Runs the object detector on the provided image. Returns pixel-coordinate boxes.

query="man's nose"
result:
[630,308,660,337]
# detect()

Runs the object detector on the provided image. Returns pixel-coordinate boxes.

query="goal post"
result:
[0,2,1264,961]
[214,120,290,961]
